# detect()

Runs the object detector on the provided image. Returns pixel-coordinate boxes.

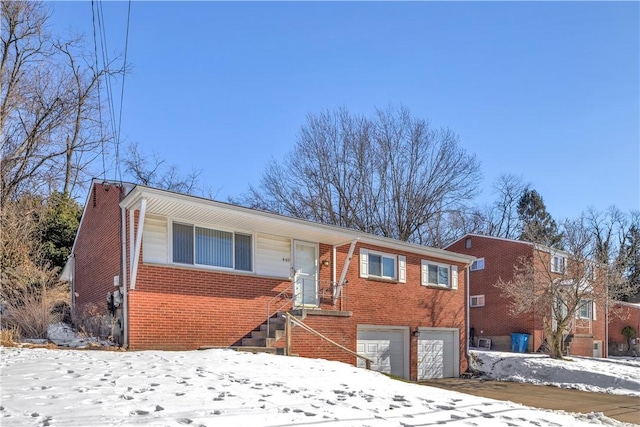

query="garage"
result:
[356,327,409,379]
[417,328,459,379]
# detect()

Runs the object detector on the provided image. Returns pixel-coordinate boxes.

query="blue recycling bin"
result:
[510,333,530,353]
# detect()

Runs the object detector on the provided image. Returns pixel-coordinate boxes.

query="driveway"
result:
[420,378,640,425]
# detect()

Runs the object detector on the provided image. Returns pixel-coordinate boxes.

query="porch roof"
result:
[120,185,475,265]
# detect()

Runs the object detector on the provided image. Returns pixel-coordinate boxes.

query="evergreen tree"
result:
[517,189,562,248]
[623,225,640,302]
[37,192,82,270]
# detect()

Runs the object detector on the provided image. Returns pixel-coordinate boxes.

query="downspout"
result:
[605,276,609,358]
[466,264,470,361]
[121,206,129,347]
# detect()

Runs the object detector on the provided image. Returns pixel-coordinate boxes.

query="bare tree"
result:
[123,142,213,197]
[495,217,635,359]
[482,174,528,238]
[236,105,481,245]
[1,1,117,202]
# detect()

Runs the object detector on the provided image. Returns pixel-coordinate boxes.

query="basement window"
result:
[470,258,485,271]
[470,295,485,307]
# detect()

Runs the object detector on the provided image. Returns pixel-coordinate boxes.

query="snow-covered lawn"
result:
[1,347,633,427]
[469,349,640,397]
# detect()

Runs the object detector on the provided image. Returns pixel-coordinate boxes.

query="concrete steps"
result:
[239,313,290,350]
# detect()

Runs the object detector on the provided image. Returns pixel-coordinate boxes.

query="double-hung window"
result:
[578,299,593,320]
[551,254,565,274]
[172,222,252,271]
[360,249,406,282]
[421,260,455,288]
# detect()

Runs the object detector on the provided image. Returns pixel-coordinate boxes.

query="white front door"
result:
[293,240,318,307]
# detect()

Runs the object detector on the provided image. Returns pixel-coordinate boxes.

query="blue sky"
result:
[50,1,639,221]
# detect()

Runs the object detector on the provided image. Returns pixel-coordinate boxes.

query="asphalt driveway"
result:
[420,378,640,425]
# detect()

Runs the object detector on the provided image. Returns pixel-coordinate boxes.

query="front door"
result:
[293,240,318,307]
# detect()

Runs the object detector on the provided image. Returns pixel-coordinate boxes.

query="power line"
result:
[91,0,132,184]
[91,0,107,181]
[116,0,132,184]
[96,0,118,182]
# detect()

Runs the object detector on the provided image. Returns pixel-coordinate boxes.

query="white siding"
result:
[143,215,168,264]
[256,234,291,277]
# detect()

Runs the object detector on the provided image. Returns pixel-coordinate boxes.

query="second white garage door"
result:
[356,328,408,379]
[417,328,459,380]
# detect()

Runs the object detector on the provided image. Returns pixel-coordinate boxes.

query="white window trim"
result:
[577,299,595,320]
[551,253,566,274]
[421,260,455,289]
[470,258,485,271]
[169,218,255,272]
[360,248,404,282]
[470,294,485,307]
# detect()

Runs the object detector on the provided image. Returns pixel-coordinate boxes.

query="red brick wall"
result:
[76,190,469,377]
[73,183,124,318]
[284,315,354,366]
[129,264,292,350]
[129,233,469,377]
[446,235,609,355]
[609,303,640,354]
[570,335,594,357]
[446,236,537,351]
[342,243,469,377]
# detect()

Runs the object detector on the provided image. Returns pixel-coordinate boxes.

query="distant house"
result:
[445,234,607,357]
[62,180,475,380]
[608,301,640,356]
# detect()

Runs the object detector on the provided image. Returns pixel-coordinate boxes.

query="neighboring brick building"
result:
[608,301,640,356]
[62,180,475,380]
[445,234,608,358]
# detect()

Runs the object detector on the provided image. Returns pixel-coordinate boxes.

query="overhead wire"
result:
[91,0,107,181]
[90,0,132,184]
[95,0,119,182]
[116,0,132,184]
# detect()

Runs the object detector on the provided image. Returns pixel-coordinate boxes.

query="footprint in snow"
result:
[436,405,454,411]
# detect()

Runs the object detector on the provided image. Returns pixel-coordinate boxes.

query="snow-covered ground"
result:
[1,347,634,427]
[469,349,640,397]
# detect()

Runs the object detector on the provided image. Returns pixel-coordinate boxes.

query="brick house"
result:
[608,301,640,356]
[62,180,475,380]
[445,234,607,357]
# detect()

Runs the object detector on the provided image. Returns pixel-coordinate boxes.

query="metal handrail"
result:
[265,278,347,338]
[284,312,372,370]
[266,282,297,338]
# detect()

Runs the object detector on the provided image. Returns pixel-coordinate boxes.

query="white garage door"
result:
[357,328,406,378]
[417,329,459,380]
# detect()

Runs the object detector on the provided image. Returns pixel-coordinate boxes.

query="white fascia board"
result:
[120,186,356,241]
[444,233,535,250]
[120,185,475,265]
[358,235,475,265]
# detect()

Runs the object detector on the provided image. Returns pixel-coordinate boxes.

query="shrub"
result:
[0,264,70,339]
[621,325,637,351]
[0,327,21,346]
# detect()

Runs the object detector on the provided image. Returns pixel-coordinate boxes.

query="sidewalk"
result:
[420,378,640,425]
